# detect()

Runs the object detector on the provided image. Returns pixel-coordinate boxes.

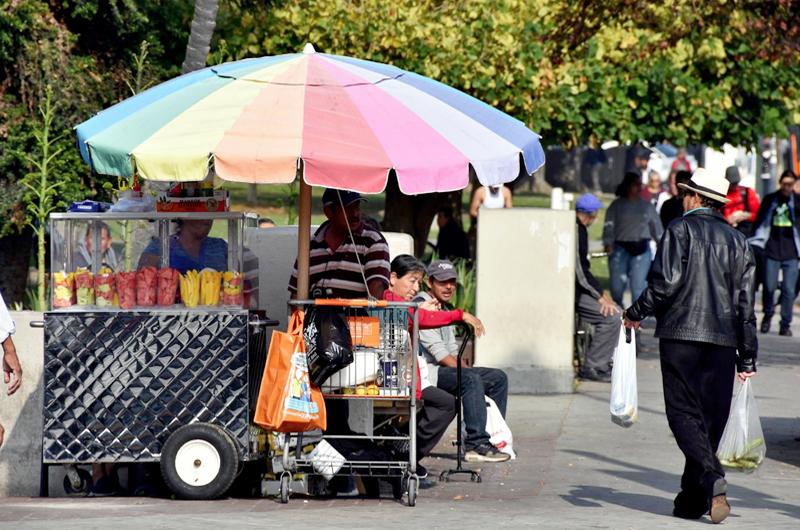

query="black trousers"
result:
[660,339,736,516]
[417,386,456,460]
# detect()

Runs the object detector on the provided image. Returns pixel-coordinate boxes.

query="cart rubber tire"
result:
[160,423,238,500]
[63,468,92,497]
[391,477,403,500]
[407,476,418,507]
[279,473,290,503]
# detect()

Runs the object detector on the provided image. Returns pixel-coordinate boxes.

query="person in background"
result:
[139,219,227,273]
[574,194,620,383]
[660,171,692,227]
[288,189,390,300]
[0,289,23,449]
[414,260,509,463]
[603,173,664,307]
[74,223,118,271]
[749,170,800,336]
[624,168,756,524]
[257,217,276,229]
[671,147,692,173]
[469,184,512,220]
[436,206,470,260]
[641,171,670,214]
[722,166,760,237]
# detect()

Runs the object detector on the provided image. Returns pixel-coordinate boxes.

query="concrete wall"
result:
[0,312,44,496]
[474,208,575,394]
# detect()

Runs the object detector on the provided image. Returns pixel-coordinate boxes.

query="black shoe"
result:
[465,443,511,463]
[761,318,771,333]
[780,327,793,337]
[578,367,612,383]
[415,464,428,479]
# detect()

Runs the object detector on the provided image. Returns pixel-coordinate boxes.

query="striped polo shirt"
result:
[288,222,390,299]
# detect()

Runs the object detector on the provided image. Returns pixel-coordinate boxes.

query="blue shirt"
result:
[142,235,228,274]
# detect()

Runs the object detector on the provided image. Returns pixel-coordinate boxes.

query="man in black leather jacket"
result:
[623,168,757,525]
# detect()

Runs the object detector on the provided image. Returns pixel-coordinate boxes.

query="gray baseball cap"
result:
[427,259,458,281]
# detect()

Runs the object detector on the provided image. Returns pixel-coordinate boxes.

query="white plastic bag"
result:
[486,396,515,459]
[716,378,766,473]
[308,440,346,481]
[610,325,638,427]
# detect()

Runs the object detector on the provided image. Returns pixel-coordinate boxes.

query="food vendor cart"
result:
[40,211,276,500]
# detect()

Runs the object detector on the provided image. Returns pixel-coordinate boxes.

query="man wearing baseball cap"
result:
[574,194,620,382]
[414,259,510,463]
[623,168,758,524]
[288,188,390,299]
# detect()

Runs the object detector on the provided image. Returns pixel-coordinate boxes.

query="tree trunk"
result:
[247,183,257,207]
[182,0,221,74]
[0,227,33,306]
[382,175,459,257]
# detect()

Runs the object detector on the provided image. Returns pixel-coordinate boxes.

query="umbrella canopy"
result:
[76,45,545,193]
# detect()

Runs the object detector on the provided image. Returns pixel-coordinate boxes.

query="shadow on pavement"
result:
[563,449,800,521]
[760,416,800,469]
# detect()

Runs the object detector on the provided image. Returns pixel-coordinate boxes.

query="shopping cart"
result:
[277,299,422,506]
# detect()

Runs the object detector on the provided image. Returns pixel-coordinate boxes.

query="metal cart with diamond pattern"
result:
[38,212,276,500]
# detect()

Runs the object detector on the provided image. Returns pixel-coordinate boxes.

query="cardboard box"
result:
[156,190,229,212]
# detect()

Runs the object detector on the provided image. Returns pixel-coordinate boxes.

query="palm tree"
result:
[182,0,220,74]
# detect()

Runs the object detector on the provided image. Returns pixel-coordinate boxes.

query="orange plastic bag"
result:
[254,311,326,432]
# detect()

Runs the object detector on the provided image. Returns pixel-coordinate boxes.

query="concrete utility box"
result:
[474,208,575,393]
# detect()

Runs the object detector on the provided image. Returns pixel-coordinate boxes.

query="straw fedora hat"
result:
[677,168,731,204]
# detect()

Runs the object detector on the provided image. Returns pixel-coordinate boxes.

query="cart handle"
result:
[313,298,388,308]
[29,321,44,329]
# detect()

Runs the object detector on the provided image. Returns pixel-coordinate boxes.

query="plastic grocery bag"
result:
[308,440,346,481]
[254,311,327,432]
[304,305,354,386]
[486,396,515,459]
[716,378,766,473]
[610,325,638,428]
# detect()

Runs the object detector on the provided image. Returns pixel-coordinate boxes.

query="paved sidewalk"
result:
[0,319,798,529]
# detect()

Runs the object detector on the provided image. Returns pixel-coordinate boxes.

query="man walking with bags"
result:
[623,168,758,524]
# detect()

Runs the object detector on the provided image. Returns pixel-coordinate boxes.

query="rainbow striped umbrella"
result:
[76,45,544,194]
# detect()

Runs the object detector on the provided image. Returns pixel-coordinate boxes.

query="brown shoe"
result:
[710,494,731,524]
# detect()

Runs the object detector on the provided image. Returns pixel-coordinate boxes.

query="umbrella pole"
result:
[296,175,312,300]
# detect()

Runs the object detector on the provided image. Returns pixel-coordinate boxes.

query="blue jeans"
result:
[436,367,508,450]
[763,258,799,328]
[609,244,651,307]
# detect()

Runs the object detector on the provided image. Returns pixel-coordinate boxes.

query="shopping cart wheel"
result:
[407,476,418,507]
[160,423,238,500]
[63,468,92,497]
[279,473,290,504]
[391,477,403,500]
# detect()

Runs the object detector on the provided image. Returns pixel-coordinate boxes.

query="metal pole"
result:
[297,170,312,300]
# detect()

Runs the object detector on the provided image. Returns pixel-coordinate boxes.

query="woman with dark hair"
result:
[139,219,227,273]
[603,172,664,307]
[382,254,484,478]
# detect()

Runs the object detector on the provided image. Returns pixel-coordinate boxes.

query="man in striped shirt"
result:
[289,189,390,299]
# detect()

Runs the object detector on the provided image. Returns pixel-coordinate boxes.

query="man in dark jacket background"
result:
[574,194,620,382]
[623,168,757,525]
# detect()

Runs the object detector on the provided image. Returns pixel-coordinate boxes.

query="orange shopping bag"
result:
[254,311,327,432]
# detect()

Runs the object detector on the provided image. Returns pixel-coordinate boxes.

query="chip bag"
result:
[53,271,76,308]
[75,268,94,306]
[222,271,243,305]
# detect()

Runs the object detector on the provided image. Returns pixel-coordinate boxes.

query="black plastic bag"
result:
[304,305,354,386]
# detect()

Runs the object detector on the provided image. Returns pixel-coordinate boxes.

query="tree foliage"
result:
[212,0,800,150]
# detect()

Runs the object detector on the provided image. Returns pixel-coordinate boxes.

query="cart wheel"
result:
[391,477,403,500]
[160,423,238,500]
[407,476,418,507]
[279,473,290,504]
[63,468,92,497]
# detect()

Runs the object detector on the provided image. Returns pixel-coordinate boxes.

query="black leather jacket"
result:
[627,209,758,372]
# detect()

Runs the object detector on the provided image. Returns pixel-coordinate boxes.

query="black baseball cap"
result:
[322,188,368,208]
[427,259,458,281]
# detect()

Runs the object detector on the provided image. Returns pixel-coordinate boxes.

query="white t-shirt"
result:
[0,290,16,344]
